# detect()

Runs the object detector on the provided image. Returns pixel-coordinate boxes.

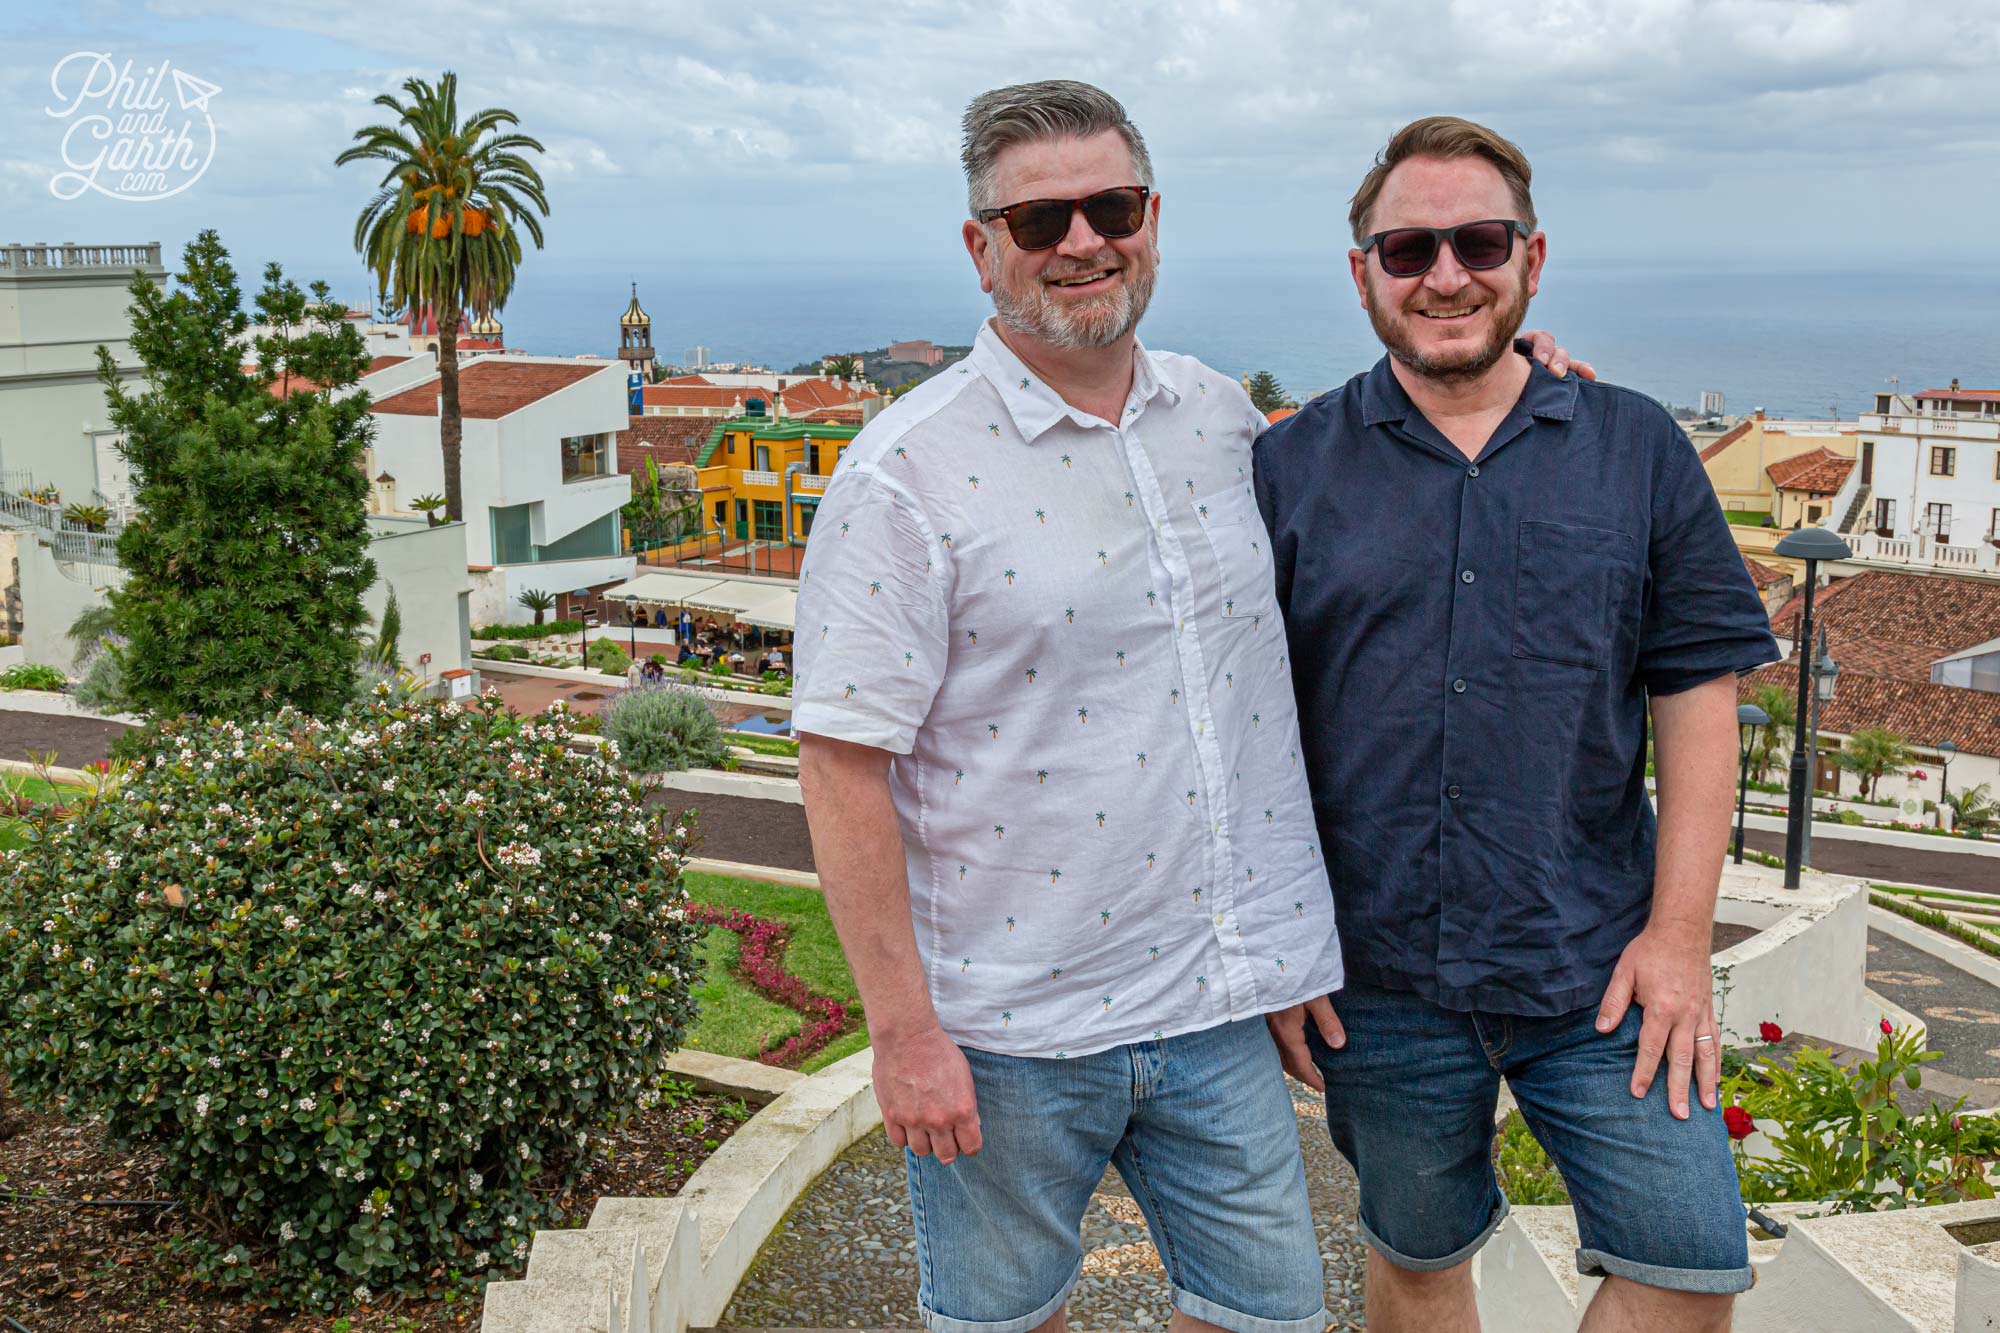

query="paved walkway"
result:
[0,707,131,768]
[721,1083,1368,1332]
[1741,828,1998,895]
[1867,929,2000,1087]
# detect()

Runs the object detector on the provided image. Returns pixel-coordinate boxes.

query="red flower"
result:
[1723,1106,1755,1141]
[1759,1021,1784,1043]
[1881,1017,1894,1035]
[1912,769,1929,780]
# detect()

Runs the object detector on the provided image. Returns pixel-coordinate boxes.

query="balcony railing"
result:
[0,242,163,272]
[1859,412,2000,441]
[740,469,780,487]
[1845,533,2000,574]
[795,473,830,492]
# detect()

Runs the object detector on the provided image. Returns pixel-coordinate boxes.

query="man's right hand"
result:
[1265,995,1346,1092]
[873,1025,983,1164]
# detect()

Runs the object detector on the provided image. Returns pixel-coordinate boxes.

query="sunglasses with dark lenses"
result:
[977,185,1151,251]
[1361,219,1531,278]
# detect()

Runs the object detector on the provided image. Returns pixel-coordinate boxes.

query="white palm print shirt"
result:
[794,320,1342,1058]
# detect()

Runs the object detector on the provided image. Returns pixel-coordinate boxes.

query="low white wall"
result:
[1713,866,1880,1050]
[12,528,116,671]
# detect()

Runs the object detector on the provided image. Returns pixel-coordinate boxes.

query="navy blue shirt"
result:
[1254,358,1780,1016]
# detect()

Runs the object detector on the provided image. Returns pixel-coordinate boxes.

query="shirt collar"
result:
[1359,352,1580,429]
[969,318,1179,444]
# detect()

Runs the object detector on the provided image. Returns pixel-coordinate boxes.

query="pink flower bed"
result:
[690,903,853,1068]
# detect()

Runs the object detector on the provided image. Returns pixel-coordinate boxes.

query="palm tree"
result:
[1943,782,1995,834]
[1748,683,1796,782]
[409,493,447,527]
[822,353,860,380]
[516,587,554,625]
[1837,727,1916,801]
[338,72,549,524]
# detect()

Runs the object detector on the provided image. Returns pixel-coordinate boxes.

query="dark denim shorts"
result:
[1307,981,1752,1295]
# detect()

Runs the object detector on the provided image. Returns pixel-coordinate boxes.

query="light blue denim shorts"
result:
[905,1016,1327,1333]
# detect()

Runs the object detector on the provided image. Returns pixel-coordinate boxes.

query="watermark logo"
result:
[46,52,219,203]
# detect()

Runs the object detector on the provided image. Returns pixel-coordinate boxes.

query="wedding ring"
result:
[1694,1034,1715,1043]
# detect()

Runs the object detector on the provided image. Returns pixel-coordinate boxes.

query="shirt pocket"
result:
[1512,520,1636,671]
[1193,483,1275,620]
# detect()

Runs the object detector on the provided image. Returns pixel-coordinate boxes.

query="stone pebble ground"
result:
[722,1083,1368,1332]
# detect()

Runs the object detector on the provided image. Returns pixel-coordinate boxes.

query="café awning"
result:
[682,580,798,629]
[598,571,725,605]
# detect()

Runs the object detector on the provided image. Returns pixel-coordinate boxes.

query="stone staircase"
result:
[0,475,124,568]
[1839,482,1873,535]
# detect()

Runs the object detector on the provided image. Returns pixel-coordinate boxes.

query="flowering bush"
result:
[690,904,851,1067]
[1724,1022,1998,1211]
[601,681,726,775]
[0,689,701,1310]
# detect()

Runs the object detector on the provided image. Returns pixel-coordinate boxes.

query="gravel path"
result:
[1867,929,2000,1087]
[722,1083,1367,1332]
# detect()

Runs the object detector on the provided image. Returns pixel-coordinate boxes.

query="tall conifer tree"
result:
[99,231,377,720]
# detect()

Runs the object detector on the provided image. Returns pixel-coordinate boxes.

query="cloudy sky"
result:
[9,0,2000,276]
[5,1,1999,407]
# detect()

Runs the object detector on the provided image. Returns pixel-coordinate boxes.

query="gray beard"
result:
[988,248,1158,352]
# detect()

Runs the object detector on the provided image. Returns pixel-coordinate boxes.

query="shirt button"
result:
[1452,678,1467,693]
[1177,618,1185,633]
[1446,784,1462,800]
[1460,569,1476,584]
[1196,720,1205,735]
[1468,466,1480,478]
[1214,912,1226,926]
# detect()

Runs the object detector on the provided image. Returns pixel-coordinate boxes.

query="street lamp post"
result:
[1802,627,1840,870]
[571,587,594,658]
[622,593,640,661]
[1735,703,1769,865]
[1772,527,1851,888]
[1937,739,1957,812]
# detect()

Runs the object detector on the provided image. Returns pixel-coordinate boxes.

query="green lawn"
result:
[0,778,86,851]
[681,871,867,1073]
[724,732,800,758]
[1724,511,1773,526]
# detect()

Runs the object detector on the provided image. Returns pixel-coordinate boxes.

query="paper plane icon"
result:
[171,68,221,113]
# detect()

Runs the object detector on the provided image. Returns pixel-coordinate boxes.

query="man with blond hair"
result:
[1256,116,1778,1333]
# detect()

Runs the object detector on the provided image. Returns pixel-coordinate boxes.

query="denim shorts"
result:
[1307,981,1751,1295]
[905,1016,1327,1333]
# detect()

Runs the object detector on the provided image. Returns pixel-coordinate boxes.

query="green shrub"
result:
[71,638,132,714]
[476,643,520,662]
[602,682,726,775]
[0,663,68,691]
[1492,1109,1569,1204]
[472,620,583,641]
[586,636,632,676]
[1836,809,1865,826]
[708,656,734,678]
[0,690,700,1310]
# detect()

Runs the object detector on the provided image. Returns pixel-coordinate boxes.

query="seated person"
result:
[764,647,788,674]
[676,643,696,666]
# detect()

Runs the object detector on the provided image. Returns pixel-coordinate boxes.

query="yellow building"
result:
[641,407,861,572]
[1696,412,1855,522]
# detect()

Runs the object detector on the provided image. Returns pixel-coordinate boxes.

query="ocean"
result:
[493,260,2000,419]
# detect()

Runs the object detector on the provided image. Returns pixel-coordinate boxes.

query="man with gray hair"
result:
[793,81,1575,1333]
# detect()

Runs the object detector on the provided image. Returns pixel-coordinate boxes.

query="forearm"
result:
[797,734,938,1043]
[1647,673,1742,943]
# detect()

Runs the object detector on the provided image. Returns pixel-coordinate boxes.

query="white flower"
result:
[467,1170,483,1192]
[279,1220,297,1242]
[353,1285,372,1304]
[193,1094,212,1117]
[298,1095,316,1112]
[281,915,301,932]
[473,1250,491,1269]
[104,852,122,870]
[504,1214,520,1228]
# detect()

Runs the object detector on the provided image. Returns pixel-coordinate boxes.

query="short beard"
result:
[1367,264,1529,384]
[987,232,1158,351]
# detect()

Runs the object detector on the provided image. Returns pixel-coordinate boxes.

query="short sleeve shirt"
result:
[1254,358,1780,1016]
[793,321,1342,1057]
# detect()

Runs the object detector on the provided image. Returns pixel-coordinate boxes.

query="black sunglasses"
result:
[1360,219,1531,278]
[976,185,1150,251]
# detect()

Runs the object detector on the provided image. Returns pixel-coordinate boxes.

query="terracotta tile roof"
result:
[657,374,717,387]
[1917,387,2000,402]
[1743,556,1790,589]
[365,354,412,374]
[640,384,750,411]
[795,405,867,425]
[1266,407,1299,425]
[1738,663,2000,759]
[1697,419,1753,463]
[1765,447,1854,495]
[1751,569,2000,757]
[369,359,606,419]
[616,414,711,469]
[777,377,878,413]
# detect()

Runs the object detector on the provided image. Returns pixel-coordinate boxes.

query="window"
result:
[1931,446,1957,476]
[752,500,784,540]
[1926,502,1952,544]
[754,444,772,472]
[490,504,533,564]
[1874,498,1896,534]
[1989,508,2000,543]
[1994,450,2000,481]
[561,433,607,482]
[712,499,728,530]
[536,513,619,561]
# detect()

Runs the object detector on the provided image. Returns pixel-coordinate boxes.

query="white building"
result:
[1833,382,2000,576]
[366,355,635,626]
[0,242,167,509]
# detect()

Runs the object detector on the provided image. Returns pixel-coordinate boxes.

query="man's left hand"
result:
[1519,330,1596,381]
[1595,925,1719,1120]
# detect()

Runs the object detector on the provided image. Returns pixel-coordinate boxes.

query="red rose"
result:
[1759,1021,1784,1043]
[1881,1017,1894,1035]
[1723,1106,1755,1141]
